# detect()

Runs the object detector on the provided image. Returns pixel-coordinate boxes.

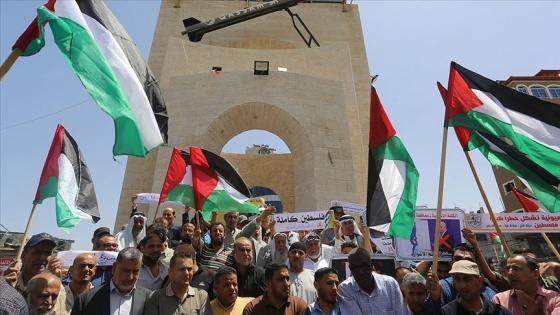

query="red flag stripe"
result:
[437,81,471,150]
[510,184,540,213]
[159,148,187,204]
[34,124,64,201]
[190,146,218,210]
[13,0,56,52]
[369,86,396,149]
[445,63,483,121]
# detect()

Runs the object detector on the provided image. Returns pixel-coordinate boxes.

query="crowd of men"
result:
[0,199,559,315]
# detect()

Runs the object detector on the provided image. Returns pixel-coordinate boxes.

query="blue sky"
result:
[1,1,558,249]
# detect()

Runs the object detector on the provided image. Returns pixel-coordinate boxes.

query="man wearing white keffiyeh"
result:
[332,215,370,255]
[115,213,147,249]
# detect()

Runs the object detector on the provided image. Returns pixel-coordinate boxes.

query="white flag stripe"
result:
[472,89,560,151]
[57,154,93,221]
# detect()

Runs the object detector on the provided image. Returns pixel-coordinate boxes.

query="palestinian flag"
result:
[158,148,195,207]
[190,147,259,221]
[34,124,100,232]
[489,232,501,244]
[366,87,419,239]
[510,184,547,213]
[443,62,560,212]
[21,0,167,157]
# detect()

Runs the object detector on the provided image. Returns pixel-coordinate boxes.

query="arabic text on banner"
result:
[135,193,183,206]
[57,250,119,267]
[465,212,560,233]
[273,210,329,232]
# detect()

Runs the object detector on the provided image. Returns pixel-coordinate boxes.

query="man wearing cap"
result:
[320,206,346,245]
[237,215,249,230]
[3,233,67,315]
[288,242,317,304]
[302,233,334,271]
[442,260,512,314]
[491,254,560,315]
[91,227,111,250]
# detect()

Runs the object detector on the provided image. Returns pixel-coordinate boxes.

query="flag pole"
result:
[540,232,560,261]
[462,151,511,257]
[15,202,39,262]
[0,49,22,81]
[152,203,162,223]
[491,242,500,265]
[432,126,449,275]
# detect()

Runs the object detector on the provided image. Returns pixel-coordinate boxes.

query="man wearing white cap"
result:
[302,232,333,271]
[441,260,512,315]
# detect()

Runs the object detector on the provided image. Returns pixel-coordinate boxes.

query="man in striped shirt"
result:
[199,222,234,272]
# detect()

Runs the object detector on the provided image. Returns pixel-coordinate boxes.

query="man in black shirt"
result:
[228,237,266,298]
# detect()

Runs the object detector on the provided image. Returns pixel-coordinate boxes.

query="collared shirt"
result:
[109,280,135,315]
[303,256,329,271]
[243,293,311,315]
[491,287,560,315]
[309,300,341,315]
[199,245,233,272]
[161,246,174,266]
[65,282,92,314]
[438,276,495,306]
[91,265,113,287]
[289,269,317,305]
[144,284,210,315]
[338,272,407,315]
[137,261,168,291]
[442,294,513,315]
[210,297,253,315]
[0,276,27,315]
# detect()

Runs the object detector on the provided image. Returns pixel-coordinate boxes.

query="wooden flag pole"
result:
[0,49,22,81]
[491,243,500,265]
[541,232,560,261]
[432,126,450,275]
[463,151,511,257]
[152,203,162,223]
[15,203,39,262]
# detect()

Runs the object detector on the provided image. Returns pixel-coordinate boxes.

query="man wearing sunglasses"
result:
[426,243,496,310]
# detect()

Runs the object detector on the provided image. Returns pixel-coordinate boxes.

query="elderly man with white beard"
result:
[24,273,62,315]
[270,232,289,264]
[302,232,334,271]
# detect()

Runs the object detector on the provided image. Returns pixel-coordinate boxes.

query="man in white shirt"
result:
[302,232,334,271]
[287,242,317,305]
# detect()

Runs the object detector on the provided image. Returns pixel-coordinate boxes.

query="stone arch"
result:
[200,102,312,213]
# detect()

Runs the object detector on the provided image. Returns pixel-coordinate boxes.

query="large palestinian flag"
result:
[15,0,167,157]
[443,62,560,212]
[34,124,100,231]
[367,87,419,239]
[159,147,259,221]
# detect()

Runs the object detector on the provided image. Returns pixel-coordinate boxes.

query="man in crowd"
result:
[228,237,266,297]
[320,206,345,245]
[442,260,512,315]
[199,223,234,272]
[427,243,495,307]
[210,266,253,314]
[271,232,289,264]
[0,276,27,315]
[65,253,97,313]
[91,227,111,250]
[24,273,62,315]
[144,251,210,315]
[492,254,560,315]
[173,244,215,298]
[243,263,311,315]
[71,247,151,315]
[402,272,428,315]
[309,267,340,315]
[395,267,413,296]
[115,212,147,249]
[146,223,174,265]
[287,242,317,304]
[238,207,275,268]
[91,233,119,286]
[137,234,168,291]
[338,248,406,314]
[332,215,366,252]
[223,211,241,247]
[179,222,196,245]
[302,232,334,271]
[162,207,181,242]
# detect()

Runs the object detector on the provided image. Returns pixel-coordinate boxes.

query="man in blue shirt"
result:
[309,267,341,315]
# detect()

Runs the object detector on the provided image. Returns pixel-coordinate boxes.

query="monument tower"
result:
[115,0,372,229]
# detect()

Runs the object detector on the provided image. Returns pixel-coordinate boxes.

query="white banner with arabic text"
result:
[465,212,560,233]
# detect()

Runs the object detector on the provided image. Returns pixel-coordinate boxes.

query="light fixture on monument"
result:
[254,61,269,75]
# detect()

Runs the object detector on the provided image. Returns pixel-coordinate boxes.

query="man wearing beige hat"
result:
[441,260,512,315]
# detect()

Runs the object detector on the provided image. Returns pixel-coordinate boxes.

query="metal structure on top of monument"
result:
[115,0,371,231]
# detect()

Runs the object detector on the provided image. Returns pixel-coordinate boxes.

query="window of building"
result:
[548,85,560,98]
[503,180,515,194]
[529,85,548,98]
[516,85,528,94]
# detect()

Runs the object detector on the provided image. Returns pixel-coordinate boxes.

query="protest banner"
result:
[136,193,183,206]
[371,233,395,255]
[329,254,396,282]
[394,208,465,261]
[465,212,560,233]
[272,210,329,232]
[0,258,14,275]
[330,200,366,222]
[57,250,119,267]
